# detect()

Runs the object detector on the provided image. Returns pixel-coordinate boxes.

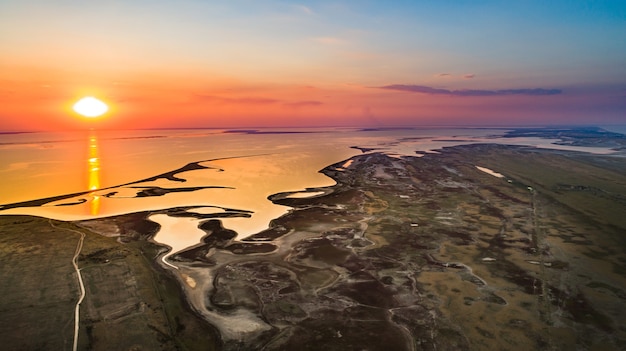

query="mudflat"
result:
[2,143,625,350]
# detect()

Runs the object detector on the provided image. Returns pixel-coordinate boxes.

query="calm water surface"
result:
[0,127,620,256]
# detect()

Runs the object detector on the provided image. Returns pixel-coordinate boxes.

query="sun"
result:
[73,96,109,118]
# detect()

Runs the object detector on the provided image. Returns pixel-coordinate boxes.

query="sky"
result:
[1,0,625,130]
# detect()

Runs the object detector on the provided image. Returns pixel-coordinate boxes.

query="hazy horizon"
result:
[3,123,626,135]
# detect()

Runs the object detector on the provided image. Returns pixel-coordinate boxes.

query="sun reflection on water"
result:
[88,133,100,215]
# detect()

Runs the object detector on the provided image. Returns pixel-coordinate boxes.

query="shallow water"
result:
[0,127,621,257]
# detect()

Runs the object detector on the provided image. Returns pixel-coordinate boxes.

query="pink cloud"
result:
[312,37,344,45]
[284,100,323,108]
[194,94,278,105]
[379,84,562,96]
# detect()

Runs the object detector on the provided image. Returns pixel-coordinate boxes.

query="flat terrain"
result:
[0,217,78,350]
[0,214,219,351]
[1,142,625,350]
[168,144,626,350]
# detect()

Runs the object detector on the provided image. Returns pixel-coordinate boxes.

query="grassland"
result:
[0,215,219,351]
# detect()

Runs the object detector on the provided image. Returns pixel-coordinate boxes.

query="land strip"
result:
[164,144,626,350]
[1,142,625,350]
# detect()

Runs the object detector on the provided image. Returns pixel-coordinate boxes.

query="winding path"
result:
[48,219,86,351]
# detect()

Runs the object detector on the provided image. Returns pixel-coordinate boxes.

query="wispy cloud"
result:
[195,95,279,104]
[312,36,344,45]
[194,94,323,109]
[378,84,562,96]
[294,4,313,15]
[436,73,475,79]
[284,100,323,108]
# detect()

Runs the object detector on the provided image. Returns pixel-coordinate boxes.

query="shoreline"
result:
[75,143,626,349]
[1,140,625,349]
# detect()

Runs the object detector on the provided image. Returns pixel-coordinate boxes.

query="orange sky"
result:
[1,1,624,131]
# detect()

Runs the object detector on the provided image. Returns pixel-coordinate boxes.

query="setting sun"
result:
[73,97,108,118]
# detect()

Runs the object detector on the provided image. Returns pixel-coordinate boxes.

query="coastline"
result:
[81,145,626,350]
[1,138,625,349]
